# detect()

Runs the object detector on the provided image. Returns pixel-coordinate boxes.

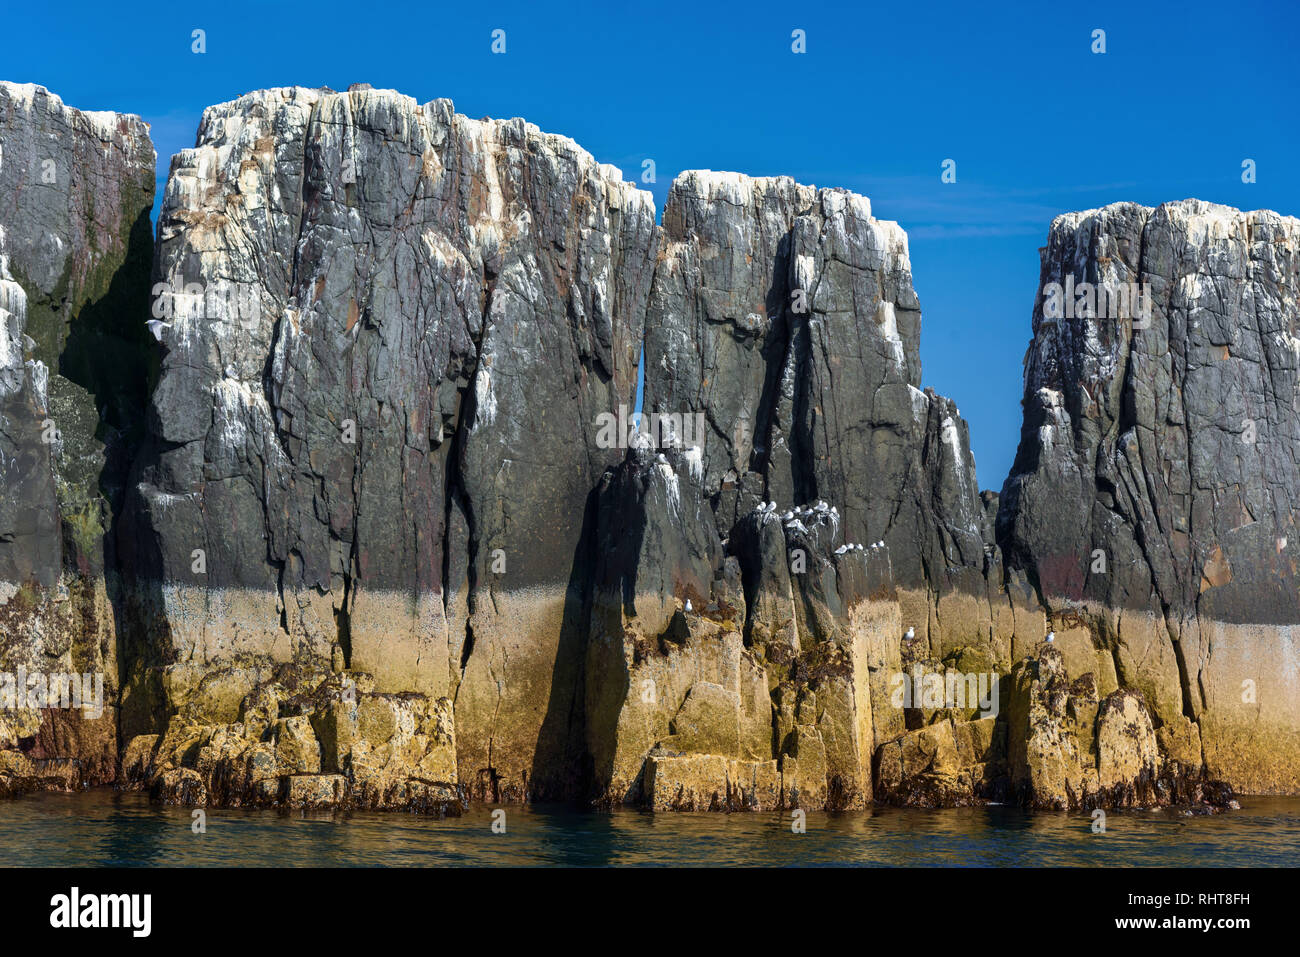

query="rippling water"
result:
[2,790,1298,866]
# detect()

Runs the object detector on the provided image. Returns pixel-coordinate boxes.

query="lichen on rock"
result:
[0,82,155,794]
[0,83,1289,816]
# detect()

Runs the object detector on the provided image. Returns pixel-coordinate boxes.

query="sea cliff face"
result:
[0,82,1293,813]
[0,82,155,794]
[998,200,1300,796]
[115,86,657,807]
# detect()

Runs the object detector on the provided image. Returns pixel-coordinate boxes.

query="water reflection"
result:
[2,791,1298,867]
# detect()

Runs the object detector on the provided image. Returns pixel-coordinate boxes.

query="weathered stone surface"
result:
[874,715,1006,807]
[582,437,900,810]
[120,732,159,786]
[0,82,154,788]
[1002,644,1233,811]
[584,445,753,803]
[726,758,783,810]
[285,774,348,809]
[1095,689,1159,806]
[998,200,1300,794]
[153,767,207,806]
[271,716,321,774]
[663,681,742,755]
[644,172,1009,653]
[118,86,658,804]
[640,748,786,812]
[642,751,727,811]
[2,81,1294,814]
[124,668,462,814]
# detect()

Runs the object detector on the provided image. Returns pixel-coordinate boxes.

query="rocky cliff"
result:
[116,85,657,808]
[998,200,1300,795]
[0,83,1292,813]
[0,82,154,793]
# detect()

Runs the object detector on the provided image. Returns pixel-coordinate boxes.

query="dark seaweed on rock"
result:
[0,83,1288,812]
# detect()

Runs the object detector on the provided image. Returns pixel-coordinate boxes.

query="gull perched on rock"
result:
[1046,631,1055,643]
[905,627,915,640]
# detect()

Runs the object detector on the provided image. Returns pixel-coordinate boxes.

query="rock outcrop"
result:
[585,171,1032,811]
[0,83,1288,814]
[644,172,1033,658]
[583,444,897,809]
[0,82,155,794]
[118,86,657,807]
[997,200,1300,795]
[123,666,461,813]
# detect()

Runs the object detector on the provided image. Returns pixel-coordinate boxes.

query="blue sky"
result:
[5,0,1297,491]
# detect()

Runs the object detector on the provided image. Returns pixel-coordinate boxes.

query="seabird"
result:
[145,319,171,342]
[684,599,693,613]
[904,627,915,640]
[1046,631,1055,643]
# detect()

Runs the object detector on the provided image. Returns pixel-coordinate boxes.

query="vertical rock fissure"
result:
[448,280,489,689]
[8,83,1279,812]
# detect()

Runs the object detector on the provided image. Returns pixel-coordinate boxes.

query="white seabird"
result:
[904,627,915,640]
[146,319,171,342]
[1046,631,1055,643]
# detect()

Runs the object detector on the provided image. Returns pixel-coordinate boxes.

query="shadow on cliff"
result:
[564,455,655,810]
[529,484,604,804]
[60,207,171,752]
[110,472,172,748]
